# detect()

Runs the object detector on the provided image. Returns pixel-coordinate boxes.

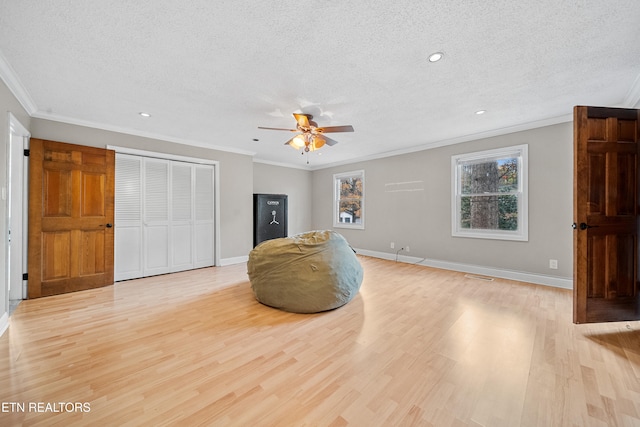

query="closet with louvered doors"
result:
[114,153,215,281]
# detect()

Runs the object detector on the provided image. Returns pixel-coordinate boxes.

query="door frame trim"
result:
[4,113,30,318]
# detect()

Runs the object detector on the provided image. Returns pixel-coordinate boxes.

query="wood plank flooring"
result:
[0,256,639,426]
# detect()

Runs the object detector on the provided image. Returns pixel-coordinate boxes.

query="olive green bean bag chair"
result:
[248,230,363,313]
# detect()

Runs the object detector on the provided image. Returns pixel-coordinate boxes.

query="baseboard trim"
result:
[354,248,573,290]
[0,312,9,338]
[219,255,249,266]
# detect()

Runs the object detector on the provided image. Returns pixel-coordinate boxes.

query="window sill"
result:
[333,223,365,230]
[452,229,528,241]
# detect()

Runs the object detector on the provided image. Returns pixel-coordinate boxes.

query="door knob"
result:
[106,223,113,228]
[572,222,597,230]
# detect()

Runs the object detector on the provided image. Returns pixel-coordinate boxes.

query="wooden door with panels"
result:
[28,139,115,298]
[573,106,640,323]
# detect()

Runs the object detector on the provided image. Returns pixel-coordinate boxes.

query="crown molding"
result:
[31,111,256,157]
[0,51,37,114]
[252,157,313,171]
[307,113,574,170]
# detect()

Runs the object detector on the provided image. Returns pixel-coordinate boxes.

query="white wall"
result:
[311,122,574,283]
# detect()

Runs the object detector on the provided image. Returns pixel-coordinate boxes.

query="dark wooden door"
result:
[28,139,115,298]
[573,106,640,323]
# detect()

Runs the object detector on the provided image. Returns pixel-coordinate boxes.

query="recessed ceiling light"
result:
[139,112,151,117]
[475,110,486,115]
[428,52,444,63]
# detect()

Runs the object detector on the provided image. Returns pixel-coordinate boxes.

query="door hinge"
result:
[23,149,30,157]
[22,273,28,281]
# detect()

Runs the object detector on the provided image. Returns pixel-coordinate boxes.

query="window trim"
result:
[333,170,365,229]
[451,144,528,241]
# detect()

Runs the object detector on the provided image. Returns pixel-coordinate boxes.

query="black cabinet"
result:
[253,194,288,247]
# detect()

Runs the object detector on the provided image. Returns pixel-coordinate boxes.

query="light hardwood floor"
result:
[1,256,639,426]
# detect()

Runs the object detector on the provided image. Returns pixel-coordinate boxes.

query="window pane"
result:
[338,200,362,224]
[460,195,518,230]
[334,170,364,229]
[453,145,527,241]
[460,157,518,195]
[340,176,362,198]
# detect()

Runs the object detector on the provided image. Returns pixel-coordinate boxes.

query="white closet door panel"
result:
[145,225,170,274]
[143,159,170,276]
[171,163,194,272]
[194,165,215,267]
[195,166,214,221]
[114,226,143,281]
[171,224,193,271]
[172,163,192,221]
[194,223,214,267]
[144,159,169,222]
[115,154,142,221]
[115,154,143,281]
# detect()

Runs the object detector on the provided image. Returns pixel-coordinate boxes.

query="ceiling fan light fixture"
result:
[259,113,354,161]
[291,134,306,148]
[310,135,326,151]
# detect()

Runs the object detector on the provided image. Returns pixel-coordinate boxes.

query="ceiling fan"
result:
[258,113,354,153]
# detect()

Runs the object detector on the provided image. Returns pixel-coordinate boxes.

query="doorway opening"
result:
[6,113,30,315]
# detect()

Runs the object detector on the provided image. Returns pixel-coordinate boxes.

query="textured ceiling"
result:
[1,1,639,169]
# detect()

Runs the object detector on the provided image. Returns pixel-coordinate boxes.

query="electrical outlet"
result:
[390,242,395,249]
[549,259,558,269]
[405,245,410,252]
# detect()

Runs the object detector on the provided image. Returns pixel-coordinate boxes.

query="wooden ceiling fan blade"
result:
[316,125,354,133]
[258,126,298,132]
[260,113,351,158]
[321,135,339,146]
[293,113,311,128]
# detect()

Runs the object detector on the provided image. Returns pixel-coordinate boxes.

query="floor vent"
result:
[464,274,494,282]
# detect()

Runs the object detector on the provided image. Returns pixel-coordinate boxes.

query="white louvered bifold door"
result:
[115,154,144,281]
[115,154,215,280]
[194,165,215,268]
[143,158,171,276]
[171,162,194,272]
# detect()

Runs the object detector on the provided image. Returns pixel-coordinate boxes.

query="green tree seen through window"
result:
[459,157,518,231]
[338,176,362,224]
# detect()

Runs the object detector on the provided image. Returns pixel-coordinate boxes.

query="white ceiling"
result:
[1,1,639,169]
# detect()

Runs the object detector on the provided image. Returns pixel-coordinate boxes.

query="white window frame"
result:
[451,144,528,241]
[333,170,365,229]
